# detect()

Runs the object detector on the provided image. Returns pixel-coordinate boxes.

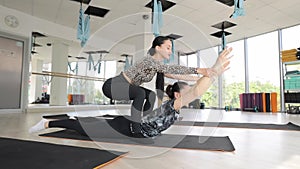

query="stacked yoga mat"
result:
[239,92,277,112]
[281,49,300,63]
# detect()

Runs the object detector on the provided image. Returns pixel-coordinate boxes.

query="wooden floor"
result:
[0,107,300,169]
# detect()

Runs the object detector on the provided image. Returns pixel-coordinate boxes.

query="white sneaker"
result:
[29,119,48,133]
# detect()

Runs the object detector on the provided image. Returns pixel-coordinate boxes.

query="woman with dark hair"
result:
[101,36,211,133]
[166,82,203,109]
[29,47,232,138]
[165,81,189,100]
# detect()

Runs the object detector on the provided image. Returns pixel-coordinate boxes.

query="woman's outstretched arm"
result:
[164,74,200,81]
[173,47,233,110]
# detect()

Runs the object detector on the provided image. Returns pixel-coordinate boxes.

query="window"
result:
[247,31,281,109]
[282,24,300,50]
[179,55,187,66]
[187,53,198,67]
[223,40,245,108]
[199,47,219,108]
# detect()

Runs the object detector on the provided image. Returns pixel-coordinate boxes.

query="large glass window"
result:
[187,53,198,67]
[282,24,300,50]
[247,31,281,109]
[281,24,300,109]
[179,55,187,66]
[199,47,219,108]
[223,40,245,108]
[66,60,116,105]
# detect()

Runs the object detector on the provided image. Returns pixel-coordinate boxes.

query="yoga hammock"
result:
[152,0,163,37]
[221,32,226,51]
[77,3,84,41]
[88,53,94,70]
[220,22,227,51]
[124,56,130,71]
[81,14,90,47]
[230,0,245,19]
[87,53,102,74]
[77,3,90,47]
[68,62,78,74]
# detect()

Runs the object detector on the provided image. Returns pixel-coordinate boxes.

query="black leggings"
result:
[48,116,137,138]
[102,74,156,122]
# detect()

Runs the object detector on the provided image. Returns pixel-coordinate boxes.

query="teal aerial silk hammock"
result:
[221,32,226,51]
[124,56,130,71]
[81,15,90,47]
[230,0,245,18]
[77,3,84,41]
[97,60,101,74]
[77,3,90,47]
[152,0,163,37]
[88,53,94,71]
[87,52,103,74]
[68,62,78,74]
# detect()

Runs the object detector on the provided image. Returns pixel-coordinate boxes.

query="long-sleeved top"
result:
[123,56,198,86]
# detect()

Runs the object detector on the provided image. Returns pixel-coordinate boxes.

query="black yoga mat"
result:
[0,137,127,169]
[43,114,300,131]
[43,114,70,120]
[40,130,235,152]
[174,121,300,131]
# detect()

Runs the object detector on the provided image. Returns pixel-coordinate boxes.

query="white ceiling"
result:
[1,0,300,62]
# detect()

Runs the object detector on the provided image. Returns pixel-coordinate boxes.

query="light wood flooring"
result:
[0,107,300,169]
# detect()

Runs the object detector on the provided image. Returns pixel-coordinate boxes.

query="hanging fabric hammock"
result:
[88,53,94,71]
[81,14,90,47]
[124,56,130,71]
[221,32,226,51]
[152,0,163,37]
[77,3,84,41]
[230,0,245,19]
[68,62,78,74]
[77,3,90,47]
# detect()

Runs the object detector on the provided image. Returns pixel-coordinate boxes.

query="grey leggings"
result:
[102,74,156,122]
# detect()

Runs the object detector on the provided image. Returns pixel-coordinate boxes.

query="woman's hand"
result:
[196,68,210,77]
[210,47,233,76]
[197,47,232,78]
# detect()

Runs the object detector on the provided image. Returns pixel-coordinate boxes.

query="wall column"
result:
[49,41,68,106]
[29,58,43,103]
